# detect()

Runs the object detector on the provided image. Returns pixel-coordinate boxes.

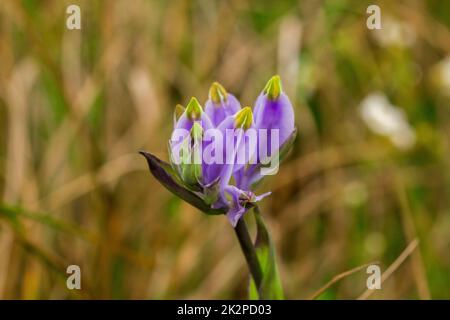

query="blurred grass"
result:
[0,0,450,299]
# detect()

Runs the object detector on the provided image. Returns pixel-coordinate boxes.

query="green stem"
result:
[234,217,263,291]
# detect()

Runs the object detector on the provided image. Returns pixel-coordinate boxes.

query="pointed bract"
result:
[174,104,185,121]
[186,97,203,120]
[263,75,282,100]
[209,82,228,103]
[234,106,253,130]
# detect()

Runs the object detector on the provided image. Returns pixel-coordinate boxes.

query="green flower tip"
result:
[174,104,185,122]
[209,82,228,104]
[186,97,203,120]
[234,106,253,130]
[263,75,283,99]
[190,122,203,141]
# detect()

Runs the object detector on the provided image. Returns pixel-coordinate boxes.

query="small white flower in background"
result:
[372,16,415,48]
[360,92,416,150]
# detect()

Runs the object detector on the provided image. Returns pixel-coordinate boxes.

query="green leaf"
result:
[249,208,284,300]
[139,151,224,215]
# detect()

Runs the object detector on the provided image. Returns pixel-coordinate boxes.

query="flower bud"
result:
[173,97,213,133]
[253,75,295,155]
[213,106,257,206]
[205,82,241,127]
[170,98,212,187]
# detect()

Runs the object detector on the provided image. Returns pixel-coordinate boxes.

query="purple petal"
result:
[205,94,241,127]
[222,185,271,227]
[223,186,246,227]
[253,93,295,159]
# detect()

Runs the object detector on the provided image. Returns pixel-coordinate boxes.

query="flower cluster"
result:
[141,76,296,227]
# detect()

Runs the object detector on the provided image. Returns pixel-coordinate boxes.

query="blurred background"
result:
[0,0,449,299]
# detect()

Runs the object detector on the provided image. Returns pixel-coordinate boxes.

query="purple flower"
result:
[221,185,271,227]
[141,77,297,227]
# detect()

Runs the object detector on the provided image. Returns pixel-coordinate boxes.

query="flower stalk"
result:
[234,217,263,290]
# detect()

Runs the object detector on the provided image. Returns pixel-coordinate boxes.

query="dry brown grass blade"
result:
[307,261,378,300]
[0,59,38,298]
[357,238,419,300]
[39,154,143,211]
[273,143,390,192]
